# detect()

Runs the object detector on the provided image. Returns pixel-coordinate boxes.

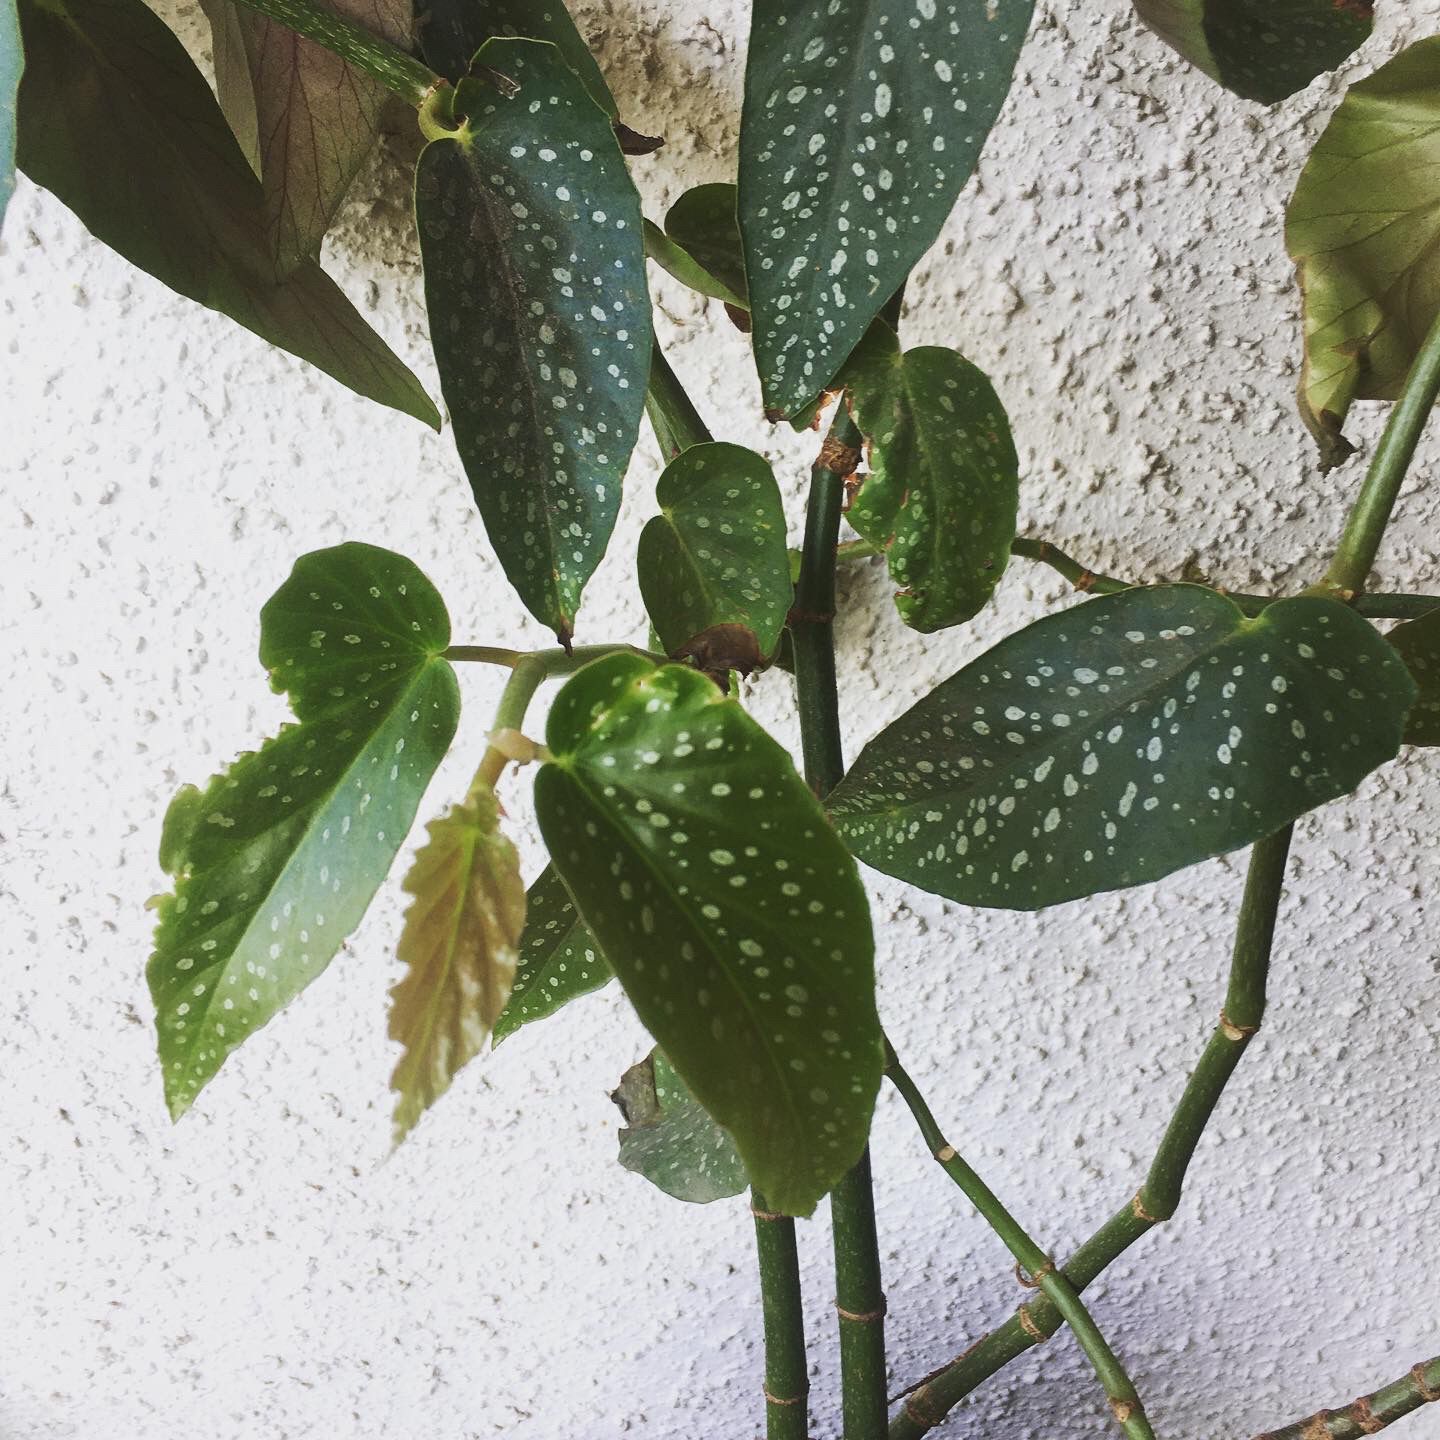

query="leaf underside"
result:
[739,0,1035,419]
[148,543,459,1118]
[828,586,1414,910]
[416,38,651,641]
[15,0,439,426]
[1386,609,1440,747]
[534,654,882,1217]
[1286,38,1440,469]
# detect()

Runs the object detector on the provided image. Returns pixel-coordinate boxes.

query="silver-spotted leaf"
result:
[493,864,611,1043]
[534,654,882,1216]
[644,183,748,310]
[416,38,650,641]
[389,778,525,1142]
[1387,609,1440,746]
[842,324,1019,633]
[1133,0,1372,106]
[1286,39,1440,469]
[612,1049,747,1204]
[148,544,460,1118]
[739,0,1034,418]
[828,586,1414,910]
[637,442,792,670]
[2,0,20,223]
[15,0,439,426]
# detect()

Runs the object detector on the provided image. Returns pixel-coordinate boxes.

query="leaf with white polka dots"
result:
[827,586,1414,911]
[416,39,651,642]
[739,0,1035,419]
[637,442,792,672]
[492,865,612,1043]
[148,543,460,1120]
[389,778,525,1143]
[1132,0,1371,107]
[533,654,883,1217]
[612,1048,747,1204]
[842,324,1018,633]
[1386,609,1440,747]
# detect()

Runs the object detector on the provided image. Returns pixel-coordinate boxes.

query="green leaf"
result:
[828,586,1414,910]
[15,0,439,427]
[389,778,526,1142]
[1,0,21,223]
[202,0,411,276]
[416,39,651,642]
[612,1048,747,1203]
[637,441,792,672]
[644,183,748,310]
[1133,0,1371,106]
[842,324,1019,633]
[421,0,616,116]
[1386,609,1440,746]
[1287,39,1440,469]
[492,864,611,1043]
[534,654,882,1216]
[739,0,1034,419]
[148,543,460,1119]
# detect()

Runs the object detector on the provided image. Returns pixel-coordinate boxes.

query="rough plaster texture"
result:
[4,2,1440,1437]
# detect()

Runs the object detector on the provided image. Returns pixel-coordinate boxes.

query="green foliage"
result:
[637,442,792,670]
[416,38,650,642]
[493,865,611,1043]
[534,653,883,1216]
[13,0,439,426]
[0,0,19,223]
[828,587,1414,910]
[148,544,459,1119]
[1387,609,1440,746]
[1287,39,1440,469]
[644,184,748,311]
[1132,0,1372,105]
[612,1049,747,1203]
[842,324,1019,634]
[739,0,1034,418]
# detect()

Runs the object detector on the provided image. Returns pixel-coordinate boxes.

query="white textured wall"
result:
[4,2,1440,1437]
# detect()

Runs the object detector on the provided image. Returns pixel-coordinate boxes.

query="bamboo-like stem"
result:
[752,1191,811,1440]
[1254,1355,1440,1440]
[885,1045,1158,1440]
[888,826,1294,1439]
[646,340,715,457]
[230,0,442,104]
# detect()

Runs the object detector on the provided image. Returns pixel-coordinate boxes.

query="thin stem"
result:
[474,655,547,789]
[1323,307,1440,598]
[889,826,1294,1439]
[229,0,442,104]
[443,645,525,668]
[752,1191,810,1440]
[646,340,714,458]
[1254,1355,1440,1440]
[885,1046,1157,1440]
[445,642,661,671]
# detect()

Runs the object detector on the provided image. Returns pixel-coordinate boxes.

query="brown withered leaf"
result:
[389,779,525,1144]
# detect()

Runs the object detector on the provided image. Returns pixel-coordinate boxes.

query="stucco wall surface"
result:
[4,2,1440,1438]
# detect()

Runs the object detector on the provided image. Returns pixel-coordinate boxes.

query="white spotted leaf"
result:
[1386,609,1440,746]
[389,779,526,1142]
[612,1048,747,1204]
[533,653,883,1217]
[842,324,1019,633]
[827,586,1414,910]
[148,543,460,1119]
[637,442,792,672]
[492,865,612,1043]
[739,0,1034,419]
[416,39,651,642]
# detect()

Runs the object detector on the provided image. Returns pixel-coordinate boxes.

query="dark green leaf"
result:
[416,39,650,642]
[15,0,439,427]
[534,654,882,1216]
[421,0,615,114]
[1133,0,1371,106]
[828,586,1413,910]
[1387,609,1440,746]
[643,220,746,310]
[842,324,1019,633]
[2,0,22,222]
[148,543,460,1118]
[612,1048,747,1203]
[637,441,792,671]
[493,864,611,1042]
[739,0,1034,419]
[644,183,748,309]
[1286,38,1440,469]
